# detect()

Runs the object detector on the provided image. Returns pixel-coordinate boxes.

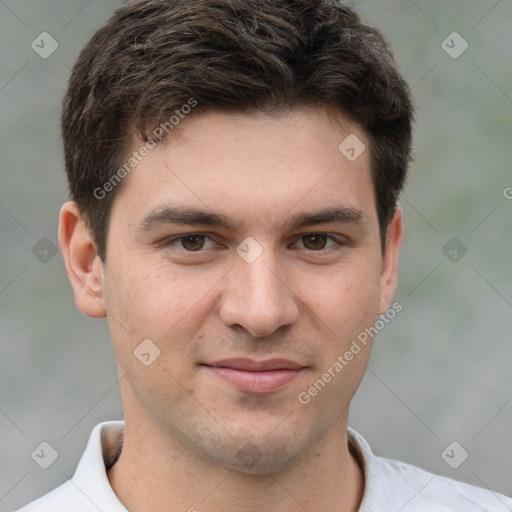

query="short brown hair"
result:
[61,0,414,261]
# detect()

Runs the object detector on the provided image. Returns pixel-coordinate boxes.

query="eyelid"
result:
[290,233,347,251]
[161,232,217,250]
[161,231,348,253]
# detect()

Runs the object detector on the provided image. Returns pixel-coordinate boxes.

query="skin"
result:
[59,107,403,512]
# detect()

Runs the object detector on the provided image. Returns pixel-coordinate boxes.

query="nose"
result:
[218,248,300,338]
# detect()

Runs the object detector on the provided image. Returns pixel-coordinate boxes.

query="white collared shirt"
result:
[16,420,512,511]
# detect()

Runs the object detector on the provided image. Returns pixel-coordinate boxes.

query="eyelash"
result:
[161,232,346,253]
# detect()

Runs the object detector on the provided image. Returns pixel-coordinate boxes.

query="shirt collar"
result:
[71,421,128,511]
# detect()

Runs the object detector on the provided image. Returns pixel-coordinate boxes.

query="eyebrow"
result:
[134,205,365,234]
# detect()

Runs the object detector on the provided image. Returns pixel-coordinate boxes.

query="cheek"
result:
[295,259,382,334]
[104,257,221,344]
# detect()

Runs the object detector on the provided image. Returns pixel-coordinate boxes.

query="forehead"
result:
[111,107,376,232]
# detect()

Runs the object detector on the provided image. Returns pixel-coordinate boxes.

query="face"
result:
[64,107,402,475]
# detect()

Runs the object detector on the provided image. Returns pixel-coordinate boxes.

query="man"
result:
[17,0,512,510]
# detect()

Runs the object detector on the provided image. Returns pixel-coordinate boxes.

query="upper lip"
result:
[203,358,305,371]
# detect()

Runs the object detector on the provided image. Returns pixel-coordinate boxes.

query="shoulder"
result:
[377,456,512,511]
[14,420,126,512]
[348,428,512,511]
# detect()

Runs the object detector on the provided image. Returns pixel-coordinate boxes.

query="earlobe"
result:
[58,201,107,318]
[378,206,404,315]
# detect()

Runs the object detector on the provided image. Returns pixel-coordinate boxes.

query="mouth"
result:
[200,358,307,394]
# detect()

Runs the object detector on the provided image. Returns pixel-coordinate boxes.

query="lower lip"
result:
[203,366,304,394]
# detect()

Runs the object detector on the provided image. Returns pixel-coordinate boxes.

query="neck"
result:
[108,410,364,512]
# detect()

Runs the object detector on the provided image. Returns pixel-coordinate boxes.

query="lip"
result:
[201,358,306,394]
[205,358,305,371]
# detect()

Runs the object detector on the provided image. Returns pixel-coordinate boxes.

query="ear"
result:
[58,201,107,318]
[378,206,404,315]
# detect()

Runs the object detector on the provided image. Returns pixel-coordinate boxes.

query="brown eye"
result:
[179,235,206,251]
[301,234,329,250]
[164,234,216,252]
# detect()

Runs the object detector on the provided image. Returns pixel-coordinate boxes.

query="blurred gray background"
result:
[1,0,511,510]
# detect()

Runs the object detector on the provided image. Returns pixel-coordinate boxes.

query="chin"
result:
[195,429,313,476]
[216,446,301,476]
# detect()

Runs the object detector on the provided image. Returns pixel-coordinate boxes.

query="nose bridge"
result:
[219,242,299,337]
[241,252,285,306]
